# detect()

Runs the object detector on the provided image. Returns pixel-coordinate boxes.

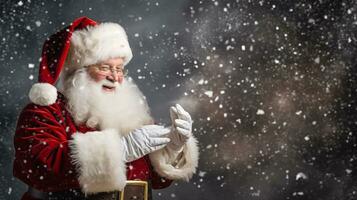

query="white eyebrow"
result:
[101,63,124,68]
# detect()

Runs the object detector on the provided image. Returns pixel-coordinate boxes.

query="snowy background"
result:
[1,0,357,199]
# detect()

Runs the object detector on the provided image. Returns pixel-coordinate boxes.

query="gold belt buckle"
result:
[120,180,148,200]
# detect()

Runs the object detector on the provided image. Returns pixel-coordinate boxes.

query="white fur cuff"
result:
[28,83,58,106]
[69,129,127,194]
[149,136,199,181]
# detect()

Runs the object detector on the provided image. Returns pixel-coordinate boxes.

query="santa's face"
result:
[63,65,152,132]
[86,57,125,92]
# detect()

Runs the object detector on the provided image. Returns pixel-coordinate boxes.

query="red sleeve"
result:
[144,155,173,189]
[13,103,78,191]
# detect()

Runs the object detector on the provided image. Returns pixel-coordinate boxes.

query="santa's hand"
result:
[167,104,193,151]
[122,125,171,162]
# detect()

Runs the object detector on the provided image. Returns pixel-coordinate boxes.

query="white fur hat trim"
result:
[65,22,133,70]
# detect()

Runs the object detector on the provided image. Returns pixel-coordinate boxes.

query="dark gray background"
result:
[1,0,357,199]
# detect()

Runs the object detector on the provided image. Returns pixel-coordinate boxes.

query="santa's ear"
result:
[29,83,58,106]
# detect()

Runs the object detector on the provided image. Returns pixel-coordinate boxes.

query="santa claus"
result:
[13,17,199,200]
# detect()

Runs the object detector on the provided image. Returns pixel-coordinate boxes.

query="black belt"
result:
[28,180,151,200]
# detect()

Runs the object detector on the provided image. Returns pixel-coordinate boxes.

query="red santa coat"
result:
[13,93,172,199]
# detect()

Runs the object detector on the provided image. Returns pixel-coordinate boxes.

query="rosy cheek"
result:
[118,76,124,83]
[90,73,107,82]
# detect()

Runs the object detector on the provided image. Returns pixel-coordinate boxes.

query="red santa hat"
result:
[29,16,133,106]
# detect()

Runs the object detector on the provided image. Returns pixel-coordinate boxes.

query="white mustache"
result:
[101,80,120,88]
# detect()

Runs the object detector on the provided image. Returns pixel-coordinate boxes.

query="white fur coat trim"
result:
[28,83,58,106]
[149,136,199,181]
[69,129,127,194]
[65,22,133,70]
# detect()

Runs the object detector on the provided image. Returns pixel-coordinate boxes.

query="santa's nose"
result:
[106,72,119,82]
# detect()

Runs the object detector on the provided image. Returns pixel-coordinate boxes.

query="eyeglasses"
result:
[87,64,128,77]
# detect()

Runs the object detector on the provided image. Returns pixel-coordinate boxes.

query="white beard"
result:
[62,69,153,135]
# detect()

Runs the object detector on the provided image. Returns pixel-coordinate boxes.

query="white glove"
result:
[167,104,193,151]
[122,125,171,162]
